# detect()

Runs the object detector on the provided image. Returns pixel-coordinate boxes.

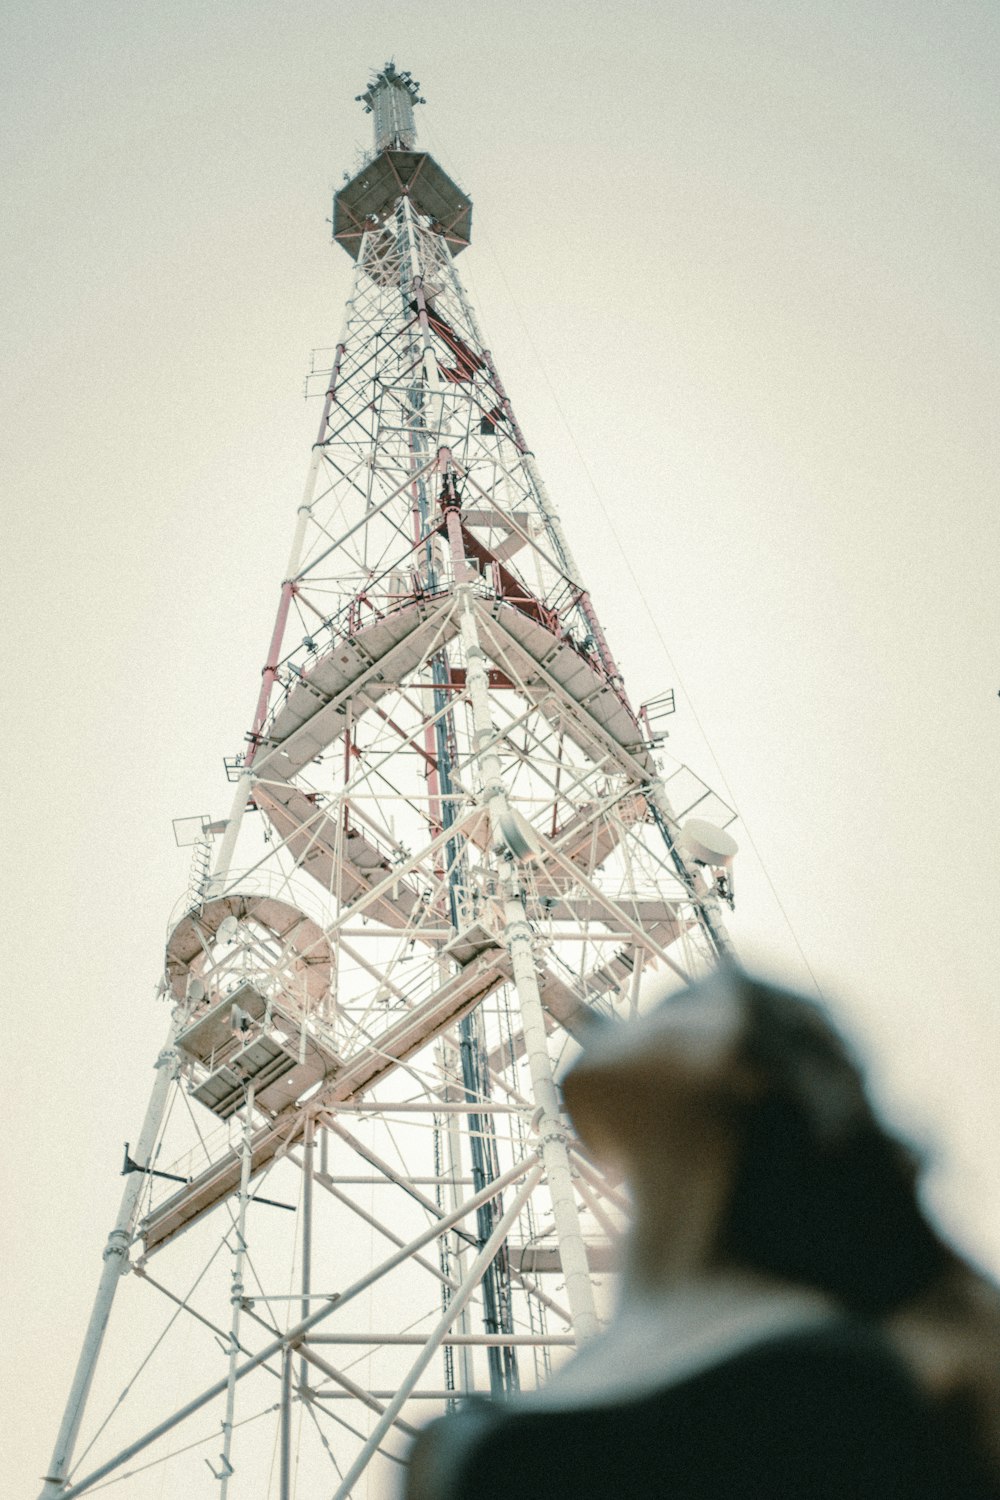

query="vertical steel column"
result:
[210,312,355,891]
[404,204,521,1391]
[245,337,349,762]
[279,1346,293,1500]
[298,1116,314,1391]
[209,771,254,895]
[218,1082,256,1498]
[456,583,599,1341]
[443,1098,475,1392]
[39,1020,180,1499]
[441,250,626,689]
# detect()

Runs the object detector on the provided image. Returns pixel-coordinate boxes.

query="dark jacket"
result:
[406,1322,999,1500]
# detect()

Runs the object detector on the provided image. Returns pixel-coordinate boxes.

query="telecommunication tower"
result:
[40,63,739,1500]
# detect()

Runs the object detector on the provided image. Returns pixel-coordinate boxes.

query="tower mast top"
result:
[334,61,472,260]
[356,62,425,152]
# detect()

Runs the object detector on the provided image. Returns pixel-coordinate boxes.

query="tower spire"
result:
[356,61,425,152]
[336,61,471,260]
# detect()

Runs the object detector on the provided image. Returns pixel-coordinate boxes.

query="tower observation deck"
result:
[39,63,739,1500]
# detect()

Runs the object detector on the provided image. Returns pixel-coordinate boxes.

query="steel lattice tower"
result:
[40,64,740,1500]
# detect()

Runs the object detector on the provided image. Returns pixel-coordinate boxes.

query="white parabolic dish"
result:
[678,818,739,868]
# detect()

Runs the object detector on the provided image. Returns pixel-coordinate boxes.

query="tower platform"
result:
[334,150,472,259]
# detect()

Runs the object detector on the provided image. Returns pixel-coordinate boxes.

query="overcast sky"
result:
[4,2,999,1494]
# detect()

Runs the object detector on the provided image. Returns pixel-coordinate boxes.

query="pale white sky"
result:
[3,2,999,1494]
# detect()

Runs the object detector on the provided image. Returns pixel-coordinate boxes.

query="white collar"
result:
[529,1273,836,1410]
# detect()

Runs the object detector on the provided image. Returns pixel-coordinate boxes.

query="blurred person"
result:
[405,969,1000,1499]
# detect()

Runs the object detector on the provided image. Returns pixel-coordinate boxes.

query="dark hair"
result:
[713,975,1000,1482]
[568,969,1000,1481]
[718,976,950,1314]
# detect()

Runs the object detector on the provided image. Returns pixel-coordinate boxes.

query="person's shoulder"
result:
[686,1318,931,1437]
[404,1323,999,1500]
[406,1400,499,1500]
[694,1319,998,1498]
[720,1315,913,1387]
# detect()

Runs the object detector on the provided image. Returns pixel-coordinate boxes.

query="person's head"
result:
[563,967,948,1313]
[564,967,1000,1478]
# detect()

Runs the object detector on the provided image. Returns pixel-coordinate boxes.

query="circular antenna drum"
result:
[678,818,738,868]
[187,976,206,1003]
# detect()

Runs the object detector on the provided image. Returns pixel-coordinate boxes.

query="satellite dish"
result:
[187,977,206,1003]
[496,808,542,863]
[217,915,240,944]
[677,818,738,869]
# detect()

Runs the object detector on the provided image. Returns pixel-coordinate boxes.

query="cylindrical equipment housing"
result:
[372,77,416,151]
